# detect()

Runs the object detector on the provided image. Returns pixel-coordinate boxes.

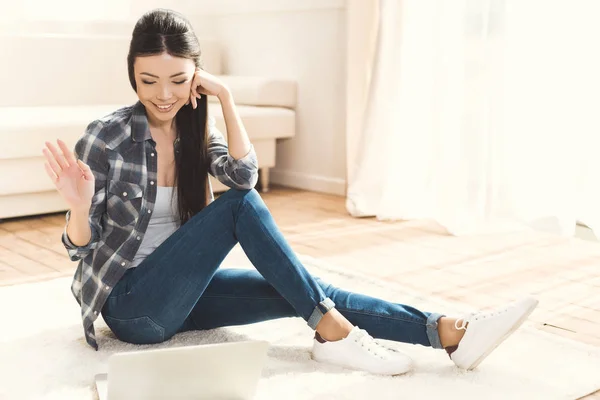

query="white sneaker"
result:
[311,326,413,375]
[449,296,539,370]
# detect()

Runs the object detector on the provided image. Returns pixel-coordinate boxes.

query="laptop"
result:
[95,340,269,400]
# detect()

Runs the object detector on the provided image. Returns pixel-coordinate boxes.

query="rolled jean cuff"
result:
[307,298,336,329]
[426,312,446,349]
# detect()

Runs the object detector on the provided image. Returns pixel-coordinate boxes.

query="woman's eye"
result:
[142,80,155,85]
[174,80,187,85]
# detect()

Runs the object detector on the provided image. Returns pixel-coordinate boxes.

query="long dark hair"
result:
[127,8,209,225]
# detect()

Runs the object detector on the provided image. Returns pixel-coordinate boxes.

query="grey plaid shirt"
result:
[62,101,258,350]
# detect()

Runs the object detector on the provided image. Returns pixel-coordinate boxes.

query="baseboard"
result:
[270,169,346,196]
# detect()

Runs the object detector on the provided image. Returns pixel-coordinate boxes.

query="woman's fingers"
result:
[190,90,197,109]
[57,139,77,166]
[44,162,58,184]
[191,72,200,97]
[190,72,201,109]
[42,147,62,177]
[77,159,94,181]
[191,82,200,98]
[45,141,69,169]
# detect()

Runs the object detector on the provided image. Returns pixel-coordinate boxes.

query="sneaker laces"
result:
[353,328,390,360]
[455,305,511,330]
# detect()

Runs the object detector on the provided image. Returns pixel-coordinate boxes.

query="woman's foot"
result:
[438,316,467,348]
[312,326,413,375]
[312,309,412,375]
[314,308,354,341]
[447,296,539,370]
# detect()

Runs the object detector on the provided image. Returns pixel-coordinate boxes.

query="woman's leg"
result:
[177,268,445,349]
[102,188,337,344]
[184,268,538,372]
[101,187,533,373]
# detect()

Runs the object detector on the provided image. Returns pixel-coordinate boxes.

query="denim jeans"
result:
[101,188,445,349]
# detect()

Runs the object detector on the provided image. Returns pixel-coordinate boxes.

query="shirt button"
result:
[122,192,127,196]
[148,210,152,214]
[104,285,110,290]
[150,181,155,185]
[94,310,98,315]
[136,236,141,240]
[121,261,126,266]
[150,153,155,157]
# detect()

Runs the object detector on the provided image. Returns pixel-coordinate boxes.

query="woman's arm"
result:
[190,69,259,189]
[66,206,93,246]
[217,89,252,160]
[61,121,109,261]
[189,69,252,160]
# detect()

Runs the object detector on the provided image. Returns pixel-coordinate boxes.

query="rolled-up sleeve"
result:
[61,209,101,261]
[61,120,108,261]
[207,116,259,189]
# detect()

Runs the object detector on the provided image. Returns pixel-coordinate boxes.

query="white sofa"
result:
[0,35,296,219]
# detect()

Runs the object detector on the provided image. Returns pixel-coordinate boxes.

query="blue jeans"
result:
[101,189,445,349]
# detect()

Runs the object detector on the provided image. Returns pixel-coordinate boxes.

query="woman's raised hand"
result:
[188,68,228,109]
[43,139,95,211]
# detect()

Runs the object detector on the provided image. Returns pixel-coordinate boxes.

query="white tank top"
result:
[129,186,180,269]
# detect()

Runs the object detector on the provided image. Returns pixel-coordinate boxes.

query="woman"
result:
[43,9,537,376]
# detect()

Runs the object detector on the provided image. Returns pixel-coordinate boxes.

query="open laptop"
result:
[95,340,269,400]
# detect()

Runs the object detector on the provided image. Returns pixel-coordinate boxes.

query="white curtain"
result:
[346,0,600,236]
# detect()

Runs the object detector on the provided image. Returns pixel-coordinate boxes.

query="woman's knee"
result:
[218,187,254,200]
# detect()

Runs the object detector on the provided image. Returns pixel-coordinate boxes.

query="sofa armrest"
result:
[209,76,297,109]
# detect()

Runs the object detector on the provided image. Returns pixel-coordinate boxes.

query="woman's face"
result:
[133,53,196,125]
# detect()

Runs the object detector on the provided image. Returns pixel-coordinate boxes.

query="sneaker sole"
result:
[465,298,539,371]
[311,351,412,376]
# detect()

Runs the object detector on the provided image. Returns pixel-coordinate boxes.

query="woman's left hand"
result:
[189,69,228,109]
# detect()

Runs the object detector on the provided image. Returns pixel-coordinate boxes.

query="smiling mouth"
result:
[153,102,176,112]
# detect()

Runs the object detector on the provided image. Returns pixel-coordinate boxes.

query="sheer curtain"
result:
[346,0,600,236]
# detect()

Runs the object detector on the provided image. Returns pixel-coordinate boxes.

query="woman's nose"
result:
[157,85,172,101]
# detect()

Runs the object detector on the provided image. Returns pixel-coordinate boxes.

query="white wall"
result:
[1,0,349,195]
[0,0,215,36]
[185,0,348,195]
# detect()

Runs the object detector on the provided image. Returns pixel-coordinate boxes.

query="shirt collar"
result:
[131,101,152,143]
[131,101,180,149]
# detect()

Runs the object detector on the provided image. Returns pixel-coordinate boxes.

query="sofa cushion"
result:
[0,103,295,160]
[207,103,295,141]
[211,76,297,109]
[0,105,125,160]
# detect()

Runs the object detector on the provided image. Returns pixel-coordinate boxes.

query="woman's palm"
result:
[56,160,95,206]
[43,140,95,210]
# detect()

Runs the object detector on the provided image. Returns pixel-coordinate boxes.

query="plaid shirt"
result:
[62,101,258,350]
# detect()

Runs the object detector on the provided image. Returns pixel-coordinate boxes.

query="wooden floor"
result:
[1,186,599,399]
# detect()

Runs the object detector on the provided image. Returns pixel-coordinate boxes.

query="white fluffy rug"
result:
[1,247,599,400]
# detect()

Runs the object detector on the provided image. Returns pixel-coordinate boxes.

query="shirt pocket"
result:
[106,180,144,227]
